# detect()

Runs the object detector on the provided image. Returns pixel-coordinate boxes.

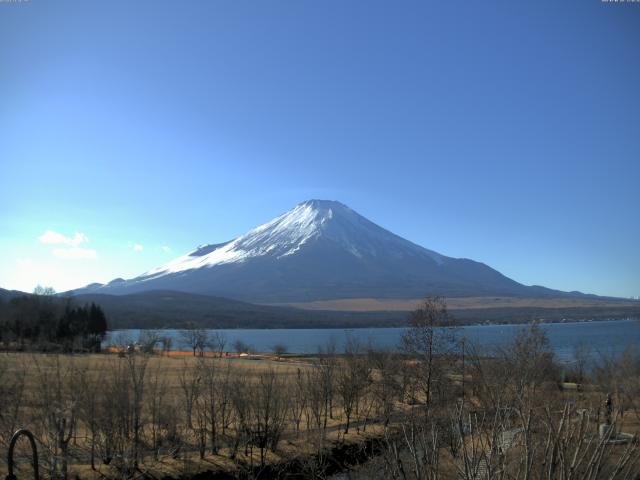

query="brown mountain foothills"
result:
[273,296,640,312]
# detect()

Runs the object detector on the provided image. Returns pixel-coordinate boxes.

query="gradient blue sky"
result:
[1,1,639,297]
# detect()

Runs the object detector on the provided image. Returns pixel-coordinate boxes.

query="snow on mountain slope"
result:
[72,200,572,302]
[142,200,443,279]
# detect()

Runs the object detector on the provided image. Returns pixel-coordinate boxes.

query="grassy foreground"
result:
[0,351,406,480]
[2,320,640,480]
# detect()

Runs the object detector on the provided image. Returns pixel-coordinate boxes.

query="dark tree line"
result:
[0,287,108,351]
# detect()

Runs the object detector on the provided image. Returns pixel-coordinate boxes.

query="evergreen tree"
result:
[0,292,109,351]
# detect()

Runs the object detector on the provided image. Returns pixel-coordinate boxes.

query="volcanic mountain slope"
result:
[72,200,585,303]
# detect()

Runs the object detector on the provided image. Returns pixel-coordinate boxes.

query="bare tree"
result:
[317,339,338,425]
[251,369,290,466]
[450,399,640,480]
[234,339,252,354]
[229,370,251,459]
[126,353,149,470]
[272,343,288,359]
[289,368,308,435]
[32,355,78,480]
[146,360,169,460]
[181,328,209,356]
[33,285,57,296]
[382,411,442,480]
[199,358,233,454]
[304,364,331,466]
[94,357,124,467]
[159,335,173,356]
[402,296,456,411]
[209,331,227,357]
[368,348,401,427]
[192,373,208,459]
[138,330,161,354]
[337,338,371,434]
[179,359,201,431]
[77,365,101,470]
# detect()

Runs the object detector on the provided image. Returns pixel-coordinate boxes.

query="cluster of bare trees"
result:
[179,329,227,357]
[133,328,227,357]
[379,299,640,480]
[0,344,406,479]
[1,297,639,480]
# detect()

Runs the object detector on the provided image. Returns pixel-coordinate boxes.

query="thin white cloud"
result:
[38,230,96,260]
[133,244,144,252]
[39,230,88,247]
[161,245,171,252]
[53,247,97,260]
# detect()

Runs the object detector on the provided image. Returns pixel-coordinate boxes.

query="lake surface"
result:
[105,318,640,362]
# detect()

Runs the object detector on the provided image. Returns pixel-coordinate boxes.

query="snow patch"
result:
[136,199,445,279]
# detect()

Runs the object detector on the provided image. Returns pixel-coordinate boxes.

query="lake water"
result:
[105,318,640,363]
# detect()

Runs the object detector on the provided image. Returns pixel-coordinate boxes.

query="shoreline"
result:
[106,316,640,333]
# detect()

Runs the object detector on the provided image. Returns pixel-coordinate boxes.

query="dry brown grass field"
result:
[275,296,640,312]
[0,351,405,480]
[2,322,640,480]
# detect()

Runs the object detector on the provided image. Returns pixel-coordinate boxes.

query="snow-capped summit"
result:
[75,200,553,302]
[142,200,443,279]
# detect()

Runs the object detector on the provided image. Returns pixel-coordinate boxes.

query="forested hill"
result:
[0,289,108,350]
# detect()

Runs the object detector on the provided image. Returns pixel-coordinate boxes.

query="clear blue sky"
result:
[1,1,638,297]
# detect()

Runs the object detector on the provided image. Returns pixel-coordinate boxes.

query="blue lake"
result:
[105,318,640,362]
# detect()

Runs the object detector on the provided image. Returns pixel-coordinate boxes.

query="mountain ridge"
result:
[69,200,593,302]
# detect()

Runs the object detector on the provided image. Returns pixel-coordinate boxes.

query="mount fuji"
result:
[73,200,579,303]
